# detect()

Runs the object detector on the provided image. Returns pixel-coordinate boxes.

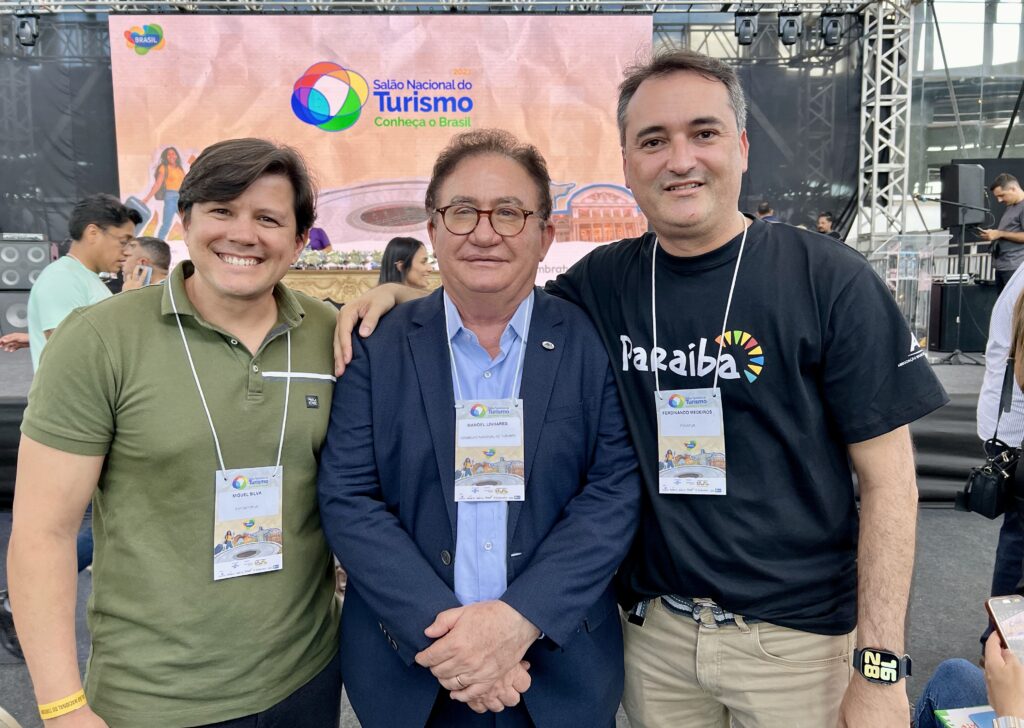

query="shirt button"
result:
[483,371,492,379]
[252,364,260,372]
[230,339,238,345]
[483,541,493,551]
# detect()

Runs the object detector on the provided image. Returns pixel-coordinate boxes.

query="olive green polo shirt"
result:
[21,262,340,726]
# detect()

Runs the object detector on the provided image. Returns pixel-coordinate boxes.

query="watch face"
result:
[860,649,901,684]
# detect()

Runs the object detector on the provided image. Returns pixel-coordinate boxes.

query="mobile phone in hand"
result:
[136,264,153,287]
[987,595,1024,660]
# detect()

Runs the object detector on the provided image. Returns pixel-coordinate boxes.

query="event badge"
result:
[454,399,526,502]
[656,387,727,496]
[212,466,284,580]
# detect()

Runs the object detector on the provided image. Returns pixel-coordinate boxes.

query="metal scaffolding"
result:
[857,0,913,249]
[0,0,913,248]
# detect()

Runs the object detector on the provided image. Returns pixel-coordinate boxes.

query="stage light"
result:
[820,6,844,47]
[778,7,803,46]
[734,6,758,46]
[15,13,39,47]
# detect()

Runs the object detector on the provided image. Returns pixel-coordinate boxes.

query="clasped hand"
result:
[415,600,540,714]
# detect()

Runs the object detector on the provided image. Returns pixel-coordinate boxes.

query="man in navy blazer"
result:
[318,129,640,728]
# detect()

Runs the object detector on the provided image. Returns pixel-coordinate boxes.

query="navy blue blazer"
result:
[318,288,640,728]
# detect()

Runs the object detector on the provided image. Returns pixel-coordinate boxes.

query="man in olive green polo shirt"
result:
[9,138,341,727]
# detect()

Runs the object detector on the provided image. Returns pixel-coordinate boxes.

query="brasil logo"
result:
[469,404,488,418]
[715,330,765,383]
[483,449,496,458]
[231,476,249,490]
[242,519,255,528]
[124,24,164,55]
[292,62,369,132]
[667,394,685,409]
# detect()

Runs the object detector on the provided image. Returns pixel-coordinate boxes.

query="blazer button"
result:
[441,549,452,566]
[390,637,399,650]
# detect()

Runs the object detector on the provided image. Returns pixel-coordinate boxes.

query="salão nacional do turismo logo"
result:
[124,24,165,55]
[292,62,370,132]
[292,61,475,132]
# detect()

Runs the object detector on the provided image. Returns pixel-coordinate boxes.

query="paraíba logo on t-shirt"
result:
[620,331,765,383]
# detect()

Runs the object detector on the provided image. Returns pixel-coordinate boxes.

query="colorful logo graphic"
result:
[243,519,255,528]
[684,440,697,449]
[715,330,765,383]
[292,62,369,132]
[483,448,496,458]
[470,403,488,418]
[232,476,249,490]
[667,394,685,409]
[124,24,165,55]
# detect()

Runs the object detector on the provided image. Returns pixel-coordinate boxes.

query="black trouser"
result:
[426,688,536,728]
[996,268,1016,293]
[194,651,341,728]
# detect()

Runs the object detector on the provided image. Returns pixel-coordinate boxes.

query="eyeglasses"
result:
[434,205,535,237]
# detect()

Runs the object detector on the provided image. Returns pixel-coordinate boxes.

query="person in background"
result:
[817,211,842,240]
[378,236,432,289]
[141,146,187,241]
[120,236,171,290]
[755,201,781,223]
[979,174,1024,293]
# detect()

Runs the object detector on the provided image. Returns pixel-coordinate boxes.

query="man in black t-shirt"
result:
[334,50,948,728]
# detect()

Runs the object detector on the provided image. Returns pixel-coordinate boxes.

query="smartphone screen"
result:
[138,265,153,287]
[987,595,1024,660]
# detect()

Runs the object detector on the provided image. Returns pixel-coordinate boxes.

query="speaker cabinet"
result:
[0,240,52,290]
[928,282,998,353]
[0,291,29,334]
[940,164,987,229]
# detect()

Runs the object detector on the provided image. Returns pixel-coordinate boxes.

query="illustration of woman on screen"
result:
[142,146,187,240]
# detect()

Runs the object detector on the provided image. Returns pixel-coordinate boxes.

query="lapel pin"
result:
[542,341,555,350]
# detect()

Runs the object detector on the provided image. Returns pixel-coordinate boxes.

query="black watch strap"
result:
[853,647,912,684]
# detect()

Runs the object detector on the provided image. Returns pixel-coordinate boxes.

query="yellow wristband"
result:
[38,689,87,720]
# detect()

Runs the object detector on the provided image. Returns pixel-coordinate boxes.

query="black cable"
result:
[999,79,1024,159]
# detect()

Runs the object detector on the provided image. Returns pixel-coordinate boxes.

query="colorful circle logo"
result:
[243,519,255,528]
[668,394,685,408]
[124,24,165,55]
[232,476,249,490]
[470,404,488,418]
[483,449,496,458]
[715,330,765,383]
[684,440,697,450]
[291,62,369,132]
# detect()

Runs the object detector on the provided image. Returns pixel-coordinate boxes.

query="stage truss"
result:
[0,0,913,249]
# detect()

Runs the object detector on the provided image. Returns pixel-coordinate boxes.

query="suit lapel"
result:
[507,291,564,545]
[408,291,458,537]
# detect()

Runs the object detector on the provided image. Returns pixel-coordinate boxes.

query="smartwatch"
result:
[852,647,912,685]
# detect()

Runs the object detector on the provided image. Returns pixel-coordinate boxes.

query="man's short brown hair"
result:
[424,129,553,221]
[178,138,317,235]
[991,173,1020,192]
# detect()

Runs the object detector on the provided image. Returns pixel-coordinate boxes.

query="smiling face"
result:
[402,244,432,289]
[621,70,749,255]
[182,174,305,310]
[428,153,554,305]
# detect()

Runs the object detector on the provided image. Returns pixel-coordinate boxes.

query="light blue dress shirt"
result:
[444,290,533,606]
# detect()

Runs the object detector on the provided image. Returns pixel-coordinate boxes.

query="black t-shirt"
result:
[546,217,948,635]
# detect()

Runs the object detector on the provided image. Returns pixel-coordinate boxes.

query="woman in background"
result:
[142,146,186,240]
[377,236,431,289]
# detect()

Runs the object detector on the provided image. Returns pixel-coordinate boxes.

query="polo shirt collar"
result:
[161,261,305,329]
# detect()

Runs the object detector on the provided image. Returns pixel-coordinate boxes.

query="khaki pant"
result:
[622,598,854,728]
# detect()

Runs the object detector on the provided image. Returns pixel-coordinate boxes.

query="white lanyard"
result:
[168,281,291,475]
[651,214,749,397]
[444,293,531,403]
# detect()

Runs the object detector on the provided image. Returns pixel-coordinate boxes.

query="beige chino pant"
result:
[622,597,854,728]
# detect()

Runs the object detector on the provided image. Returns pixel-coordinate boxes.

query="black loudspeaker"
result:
[0,291,29,334]
[928,282,998,353]
[940,164,987,229]
[0,240,52,290]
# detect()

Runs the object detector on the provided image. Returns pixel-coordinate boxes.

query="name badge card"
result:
[656,388,727,496]
[213,465,284,580]
[454,398,525,502]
